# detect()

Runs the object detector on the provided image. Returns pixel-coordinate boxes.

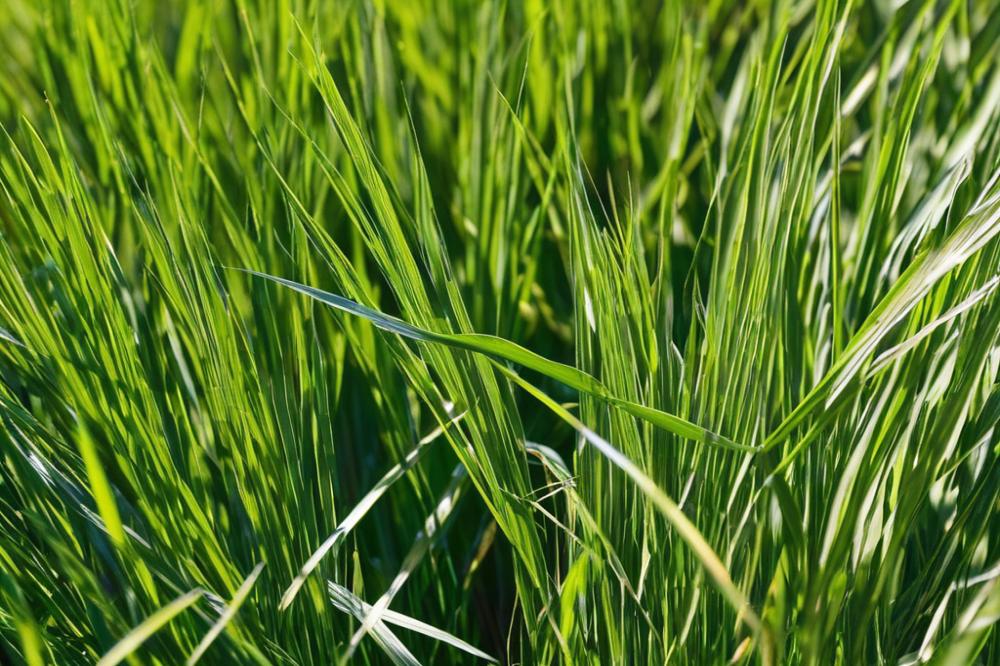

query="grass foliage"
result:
[2,0,1000,663]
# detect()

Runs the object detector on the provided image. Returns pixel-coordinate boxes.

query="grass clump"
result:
[2,0,1000,664]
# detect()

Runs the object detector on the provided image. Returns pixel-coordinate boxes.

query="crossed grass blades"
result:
[2,0,1000,663]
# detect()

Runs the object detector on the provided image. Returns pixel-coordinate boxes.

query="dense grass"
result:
[2,0,1000,663]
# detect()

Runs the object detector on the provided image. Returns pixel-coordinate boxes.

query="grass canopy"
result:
[2,0,1000,664]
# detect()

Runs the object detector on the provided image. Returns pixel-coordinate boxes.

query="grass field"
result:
[2,0,1000,663]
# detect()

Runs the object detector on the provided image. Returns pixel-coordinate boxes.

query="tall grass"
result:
[2,0,1000,663]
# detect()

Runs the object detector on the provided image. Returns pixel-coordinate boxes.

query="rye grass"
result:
[2,0,1000,664]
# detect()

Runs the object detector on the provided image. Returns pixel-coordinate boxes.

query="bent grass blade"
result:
[240,270,747,451]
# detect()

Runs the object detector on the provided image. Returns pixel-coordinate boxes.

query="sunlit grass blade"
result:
[328,582,497,663]
[279,411,465,611]
[342,466,468,663]
[187,563,265,665]
[97,589,204,666]
[241,270,746,450]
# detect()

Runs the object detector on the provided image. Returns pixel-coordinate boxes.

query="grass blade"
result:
[97,589,204,666]
[187,563,265,665]
[241,270,746,451]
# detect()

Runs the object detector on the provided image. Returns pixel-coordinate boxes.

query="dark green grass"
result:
[2,0,1000,664]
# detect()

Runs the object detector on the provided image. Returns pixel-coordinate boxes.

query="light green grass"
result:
[1,0,1000,664]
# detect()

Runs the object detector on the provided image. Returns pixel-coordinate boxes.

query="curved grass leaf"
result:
[240,270,747,451]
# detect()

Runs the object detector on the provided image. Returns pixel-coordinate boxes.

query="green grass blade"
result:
[187,563,265,665]
[97,589,204,666]
[241,270,746,451]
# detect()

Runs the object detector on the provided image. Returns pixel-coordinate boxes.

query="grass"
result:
[1,0,1000,663]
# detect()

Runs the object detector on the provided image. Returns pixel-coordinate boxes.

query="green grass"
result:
[2,0,1000,663]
